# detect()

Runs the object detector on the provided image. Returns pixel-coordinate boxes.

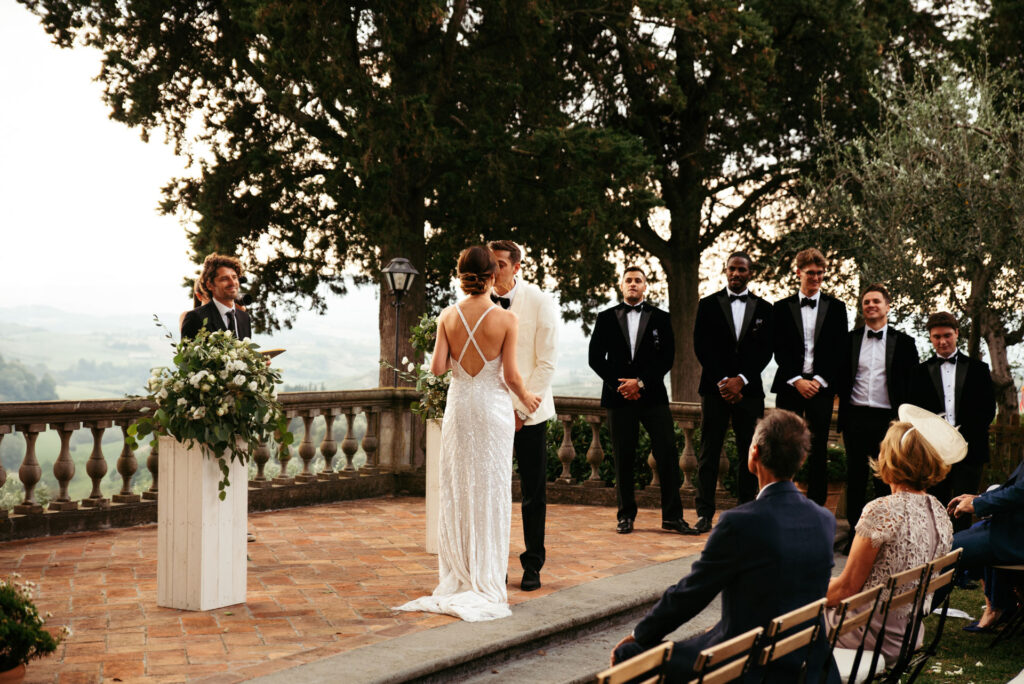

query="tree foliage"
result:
[0,355,58,402]
[806,59,1024,421]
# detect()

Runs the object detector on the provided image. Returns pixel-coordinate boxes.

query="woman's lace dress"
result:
[833,491,953,659]
[395,304,514,622]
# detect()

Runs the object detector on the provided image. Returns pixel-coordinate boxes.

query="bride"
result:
[396,245,542,622]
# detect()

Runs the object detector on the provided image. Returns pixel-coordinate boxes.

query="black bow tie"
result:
[490,294,511,309]
[621,303,643,313]
[867,329,884,340]
[942,355,957,365]
[800,297,816,309]
[729,294,748,303]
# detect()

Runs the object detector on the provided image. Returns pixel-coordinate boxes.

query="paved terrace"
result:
[1,496,715,684]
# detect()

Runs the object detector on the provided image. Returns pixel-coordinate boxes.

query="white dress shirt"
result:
[213,298,238,335]
[850,324,891,409]
[627,300,644,359]
[787,291,827,387]
[724,289,750,386]
[939,353,958,424]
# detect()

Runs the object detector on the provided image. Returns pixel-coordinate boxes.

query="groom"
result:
[488,240,559,592]
[181,253,252,340]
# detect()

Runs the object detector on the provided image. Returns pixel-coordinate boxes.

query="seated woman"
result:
[826,412,958,660]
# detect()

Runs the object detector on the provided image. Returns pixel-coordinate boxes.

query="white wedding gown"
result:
[396,304,515,621]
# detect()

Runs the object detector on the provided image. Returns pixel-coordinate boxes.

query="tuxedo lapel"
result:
[717,290,736,341]
[884,329,896,377]
[954,352,969,421]
[635,308,652,353]
[813,296,829,344]
[615,307,630,353]
[928,357,943,406]
[739,297,757,341]
[509,286,525,316]
[204,302,226,332]
[788,297,804,341]
[850,328,864,379]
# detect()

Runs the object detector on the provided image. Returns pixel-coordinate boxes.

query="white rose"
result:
[191,406,206,419]
[173,381,184,392]
[177,398,187,407]
[232,374,246,386]
[216,405,228,416]
[407,362,415,371]
[156,388,168,400]
[219,370,229,380]
[421,363,430,372]
[200,384,211,393]
[248,381,258,392]
[402,356,409,364]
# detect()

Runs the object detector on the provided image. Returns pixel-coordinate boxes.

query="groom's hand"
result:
[515,414,524,432]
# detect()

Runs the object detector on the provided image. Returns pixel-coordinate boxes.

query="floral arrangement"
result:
[129,327,293,498]
[382,313,450,420]
[0,574,70,671]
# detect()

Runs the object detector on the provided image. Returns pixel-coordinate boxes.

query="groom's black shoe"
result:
[662,518,699,535]
[616,519,634,534]
[694,517,713,534]
[520,569,541,592]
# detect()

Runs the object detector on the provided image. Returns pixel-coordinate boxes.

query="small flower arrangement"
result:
[0,574,70,671]
[129,327,293,498]
[382,313,450,420]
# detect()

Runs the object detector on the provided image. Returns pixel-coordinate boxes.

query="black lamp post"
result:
[382,257,420,386]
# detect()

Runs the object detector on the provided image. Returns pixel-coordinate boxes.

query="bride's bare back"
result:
[441,299,512,376]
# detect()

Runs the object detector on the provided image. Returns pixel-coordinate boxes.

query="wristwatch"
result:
[636,379,645,390]
[515,409,528,421]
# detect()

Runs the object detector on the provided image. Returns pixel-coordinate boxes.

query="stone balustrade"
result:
[0,391,846,541]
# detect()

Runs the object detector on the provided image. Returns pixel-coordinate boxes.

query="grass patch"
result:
[912,584,1021,683]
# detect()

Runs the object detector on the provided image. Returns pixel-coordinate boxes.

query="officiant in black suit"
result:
[911,311,995,531]
[181,253,252,340]
[589,266,694,535]
[772,248,848,506]
[693,252,773,532]
[837,283,919,543]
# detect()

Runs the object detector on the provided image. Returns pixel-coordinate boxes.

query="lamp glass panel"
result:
[393,272,409,291]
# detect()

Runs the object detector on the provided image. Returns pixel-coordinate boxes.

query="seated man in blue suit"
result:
[949,459,1024,629]
[611,409,840,683]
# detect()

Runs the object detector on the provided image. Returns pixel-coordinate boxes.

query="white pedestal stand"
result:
[157,436,248,611]
[425,419,441,555]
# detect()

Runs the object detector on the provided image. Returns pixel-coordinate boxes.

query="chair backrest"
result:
[756,598,827,684]
[596,642,674,684]
[825,583,884,683]
[900,548,963,684]
[688,626,763,684]
[866,562,930,680]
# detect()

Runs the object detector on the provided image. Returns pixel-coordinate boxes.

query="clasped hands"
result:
[947,493,978,518]
[793,377,821,399]
[617,378,642,400]
[718,376,744,404]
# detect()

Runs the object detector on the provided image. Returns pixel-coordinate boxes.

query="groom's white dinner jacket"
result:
[504,279,558,425]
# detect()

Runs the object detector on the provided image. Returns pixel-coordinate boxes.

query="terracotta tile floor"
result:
[1,497,712,683]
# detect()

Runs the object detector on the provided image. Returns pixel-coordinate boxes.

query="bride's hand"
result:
[523,392,542,414]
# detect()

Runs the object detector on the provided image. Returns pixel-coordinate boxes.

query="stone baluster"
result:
[143,437,159,500]
[360,407,379,472]
[273,413,297,484]
[295,409,320,483]
[317,408,340,480]
[339,408,359,475]
[647,452,662,489]
[14,423,45,514]
[49,422,81,511]
[583,416,605,487]
[555,415,576,485]
[112,420,141,503]
[716,445,730,494]
[251,440,271,487]
[0,425,9,520]
[678,421,698,495]
[82,420,112,507]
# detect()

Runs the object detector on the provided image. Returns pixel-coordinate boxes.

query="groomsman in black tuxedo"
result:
[693,252,773,532]
[589,266,694,535]
[911,311,996,532]
[181,253,252,340]
[772,248,848,506]
[837,284,918,545]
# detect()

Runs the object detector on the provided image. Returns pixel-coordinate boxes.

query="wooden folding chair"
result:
[688,626,763,684]
[989,564,1024,649]
[755,598,827,684]
[896,549,962,682]
[825,583,884,684]
[596,641,674,684]
[875,562,933,683]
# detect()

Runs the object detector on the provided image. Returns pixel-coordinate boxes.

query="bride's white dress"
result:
[396,303,515,622]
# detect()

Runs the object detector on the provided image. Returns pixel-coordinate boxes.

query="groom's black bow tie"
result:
[620,303,644,313]
[490,294,511,309]
[800,297,817,308]
[867,329,884,340]
[941,355,957,365]
[729,294,748,303]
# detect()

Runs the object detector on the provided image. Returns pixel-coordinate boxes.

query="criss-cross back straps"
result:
[454,303,498,365]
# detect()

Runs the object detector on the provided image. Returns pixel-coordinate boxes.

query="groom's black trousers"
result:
[515,421,548,573]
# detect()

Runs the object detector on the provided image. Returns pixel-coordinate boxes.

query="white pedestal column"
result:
[425,419,441,555]
[157,436,248,611]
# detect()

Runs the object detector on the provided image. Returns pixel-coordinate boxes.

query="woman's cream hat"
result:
[897,404,967,465]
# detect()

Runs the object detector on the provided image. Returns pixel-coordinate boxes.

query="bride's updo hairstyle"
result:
[457,246,497,295]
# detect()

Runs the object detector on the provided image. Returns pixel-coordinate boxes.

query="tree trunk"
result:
[377,229,427,388]
[664,241,701,403]
[980,310,1019,426]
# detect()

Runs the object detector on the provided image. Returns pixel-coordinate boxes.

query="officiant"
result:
[181,253,253,340]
